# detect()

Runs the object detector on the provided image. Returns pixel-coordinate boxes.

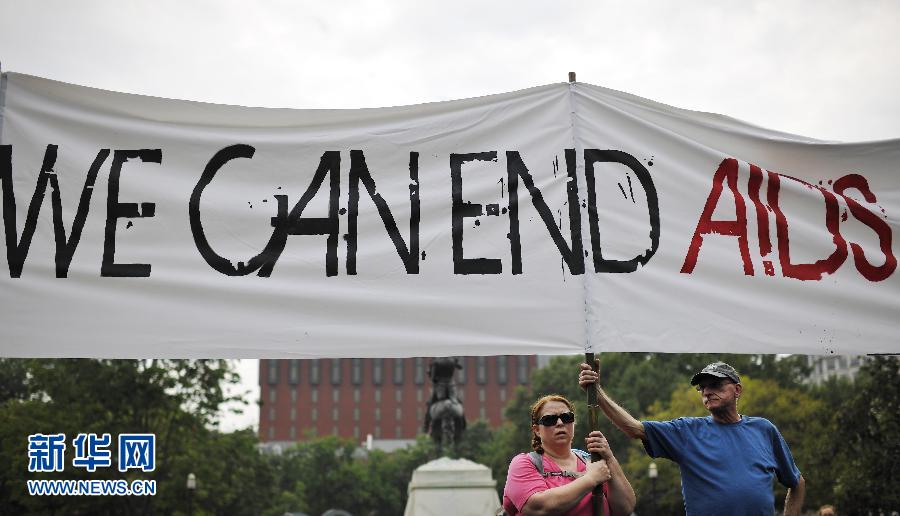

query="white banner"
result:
[0,72,897,357]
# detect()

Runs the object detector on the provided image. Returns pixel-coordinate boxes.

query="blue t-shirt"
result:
[642,416,801,516]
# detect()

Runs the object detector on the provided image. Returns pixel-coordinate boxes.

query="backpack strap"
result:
[572,449,591,464]
[528,451,545,475]
[528,451,586,479]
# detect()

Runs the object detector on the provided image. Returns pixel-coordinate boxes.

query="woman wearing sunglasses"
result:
[501,394,635,515]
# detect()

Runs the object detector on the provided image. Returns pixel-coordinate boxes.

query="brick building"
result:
[258,356,537,446]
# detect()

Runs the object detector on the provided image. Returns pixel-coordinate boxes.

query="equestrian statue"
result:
[423,357,467,453]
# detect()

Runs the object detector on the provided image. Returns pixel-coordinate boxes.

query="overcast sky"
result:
[2,0,898,432]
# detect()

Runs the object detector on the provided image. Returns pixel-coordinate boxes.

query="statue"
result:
[423,357,466,453]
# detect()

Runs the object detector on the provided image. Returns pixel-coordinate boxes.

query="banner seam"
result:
[566,81,593,355]
[0,71,7,145]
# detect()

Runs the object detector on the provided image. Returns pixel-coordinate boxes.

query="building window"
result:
[478,388,486,402]
[375,407,381,421]
[267,360,279,385]
[353,408,359,421]
[332,426,338,436]
[290,407,297,421]
[479,406,486,420]
[500,389,507,402]
[516,356,529,384]
[374,389,381,403]
[395,425,402,438]
[393,359,404,384]
[417,407,423,421]
[268,427,275,440]
[416,388,423,403]
[332,390,340,403]
[311,388,318,403]
[353,426,360,439]
[269,407,276,422]
[497,356,508,385]
[289,359,300,384]
[311,407,318,421]
[269,389,277,404]
[354,388,360,403]
[375,426,381,438]
[373,358,384,385]
[352,358,363,385]
[290,387,297,403]
[310,359,320,385]
[332,407,339,421]
[395,390,402,403]
[331,359,342,385]
[414,358,425,385]
[476,357,487,385]
[395,407,402,421]
[457,357,467,384]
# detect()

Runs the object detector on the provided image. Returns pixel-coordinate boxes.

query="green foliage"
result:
[166,428,276,516]
[831,356,900,512]
[264,434,438,516]
[0,358,29,402]
[0,358,255,515]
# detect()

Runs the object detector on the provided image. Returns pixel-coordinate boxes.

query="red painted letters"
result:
[682,158,894,282]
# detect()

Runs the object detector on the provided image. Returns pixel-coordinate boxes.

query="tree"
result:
[158,428,276,516]
[831,356,900,512]
[0,358,29,403]
[0,358,264,515]
[264,434,439,516]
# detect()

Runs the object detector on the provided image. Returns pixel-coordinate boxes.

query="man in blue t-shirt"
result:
[579,361,806,516]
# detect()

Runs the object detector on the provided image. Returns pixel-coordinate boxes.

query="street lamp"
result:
[648,462,658,514]
[186,472,197,515]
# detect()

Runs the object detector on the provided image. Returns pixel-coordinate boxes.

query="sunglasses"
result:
[536,412,575,426]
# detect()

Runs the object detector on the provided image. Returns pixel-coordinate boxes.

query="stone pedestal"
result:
[404,457,501,516]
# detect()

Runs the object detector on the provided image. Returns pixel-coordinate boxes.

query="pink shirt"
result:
[502,452,611,516]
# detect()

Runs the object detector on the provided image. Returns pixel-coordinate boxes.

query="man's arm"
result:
[597,386,645,440]
[579,363,645,440]
[783,475,805,516]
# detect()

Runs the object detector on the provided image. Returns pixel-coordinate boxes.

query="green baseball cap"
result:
[690,362,741,385]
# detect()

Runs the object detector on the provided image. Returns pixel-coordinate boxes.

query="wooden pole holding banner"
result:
[585,353,607,516]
